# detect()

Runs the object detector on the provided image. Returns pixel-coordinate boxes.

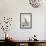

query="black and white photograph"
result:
[20,13,32,29]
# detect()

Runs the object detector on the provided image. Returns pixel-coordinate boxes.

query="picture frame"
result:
[20,13,32,29]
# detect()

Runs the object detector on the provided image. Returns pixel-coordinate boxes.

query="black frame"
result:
[20,13,32,29]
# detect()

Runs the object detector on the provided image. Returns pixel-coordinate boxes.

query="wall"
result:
[0,0,46,40]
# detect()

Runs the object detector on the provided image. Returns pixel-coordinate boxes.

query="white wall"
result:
[0,0,46,40]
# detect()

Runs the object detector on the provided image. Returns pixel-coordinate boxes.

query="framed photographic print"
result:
[20,13,32,29]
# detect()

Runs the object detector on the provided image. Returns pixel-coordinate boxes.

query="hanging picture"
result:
[20,13,32,29]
